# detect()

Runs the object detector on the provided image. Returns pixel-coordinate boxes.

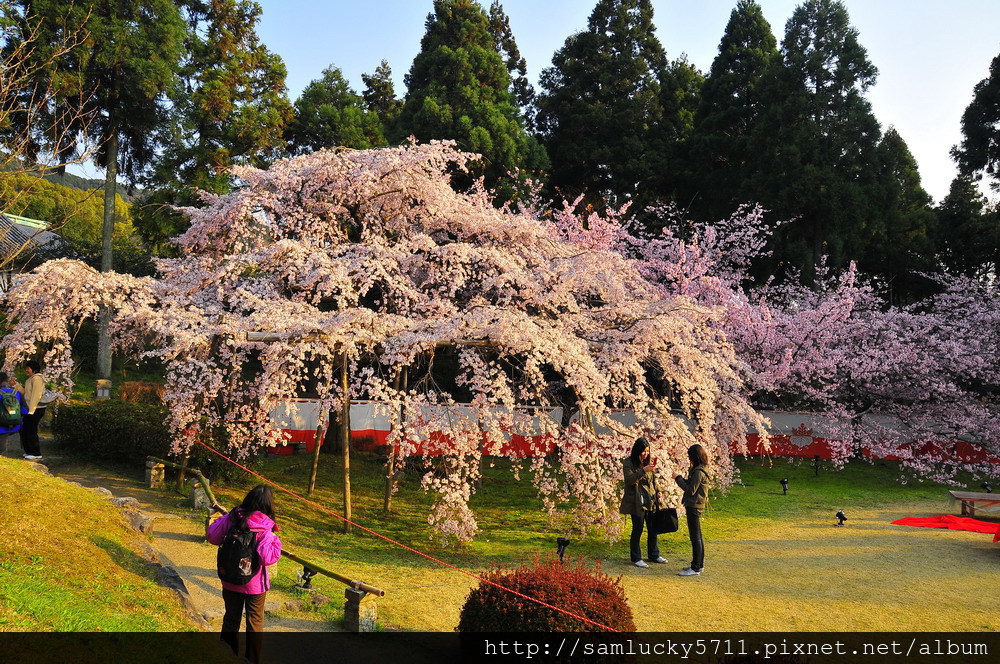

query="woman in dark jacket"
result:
[619,437,667,568]
[207,485,282,664]
[675,443,710,576]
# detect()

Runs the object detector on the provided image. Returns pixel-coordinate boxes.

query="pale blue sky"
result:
[246,0,1000,204]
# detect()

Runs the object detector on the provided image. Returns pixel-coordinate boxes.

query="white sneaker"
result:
[651,556,668,564]
[23,455,41,460]
[678,568,701,576]
[634,560,649,568]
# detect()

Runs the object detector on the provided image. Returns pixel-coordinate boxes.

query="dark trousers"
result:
[629,512,659,562]
[686,507,705,572]
[221,588,267,664]
[20,408,45,456]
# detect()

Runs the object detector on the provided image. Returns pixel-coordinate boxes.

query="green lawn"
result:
[200,450,998,632]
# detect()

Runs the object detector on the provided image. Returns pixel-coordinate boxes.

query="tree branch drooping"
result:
[1,141,766,543]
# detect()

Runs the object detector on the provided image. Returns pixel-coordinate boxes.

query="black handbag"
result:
[649,507,679,534]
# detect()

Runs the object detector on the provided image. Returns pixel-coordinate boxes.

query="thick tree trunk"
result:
[96,125,118,389]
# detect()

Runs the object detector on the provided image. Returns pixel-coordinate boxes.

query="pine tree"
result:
[137,0,293,252]
[398,0,546,198]
[867,127,937,303]
[362,59,402,139]
[683,0,778,222]
[286,65,386,154]
[750,0,881,281]
[487,1,534,129]
[536,0,666,209]
[953,51,1000,193]
[936,175,998,280]
[654,55,704,214]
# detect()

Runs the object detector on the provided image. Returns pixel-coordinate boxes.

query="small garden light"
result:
[982,482,993,494]
[296,566,318,590]
[836,510,847,526]
[556,537,571,562]
[780,478,789,495]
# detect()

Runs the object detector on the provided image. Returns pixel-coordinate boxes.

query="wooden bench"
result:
[948,491,1000,517]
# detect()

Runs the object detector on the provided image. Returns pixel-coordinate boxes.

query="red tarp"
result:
[892,515,1000,540]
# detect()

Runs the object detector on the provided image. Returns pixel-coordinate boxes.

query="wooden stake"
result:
[341,356,352,534]
[307,420,325,496]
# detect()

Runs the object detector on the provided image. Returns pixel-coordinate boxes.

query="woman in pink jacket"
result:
[207,485,282,664]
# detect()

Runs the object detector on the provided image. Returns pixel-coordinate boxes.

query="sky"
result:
[250,1,999,204]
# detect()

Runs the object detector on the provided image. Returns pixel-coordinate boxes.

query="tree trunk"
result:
[96,122,119,388]
[341,356,352,534]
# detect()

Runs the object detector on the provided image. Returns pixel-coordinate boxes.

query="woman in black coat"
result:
[619,437,667,568]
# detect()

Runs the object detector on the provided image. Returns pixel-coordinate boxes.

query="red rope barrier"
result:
[197,440,619,632]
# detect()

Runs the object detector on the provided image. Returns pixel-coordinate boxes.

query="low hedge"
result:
[52,400,261,482]
[52,400,173,465]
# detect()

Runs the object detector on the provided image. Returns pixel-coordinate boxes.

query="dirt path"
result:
[4,432,337,633]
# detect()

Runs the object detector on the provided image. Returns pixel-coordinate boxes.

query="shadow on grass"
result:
[88,535,158,577]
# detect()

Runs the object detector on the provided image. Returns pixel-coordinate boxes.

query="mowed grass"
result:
[0,456,197,632]
[204,451,1000,632]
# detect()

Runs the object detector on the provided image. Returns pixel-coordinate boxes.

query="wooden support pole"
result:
[307,421,324,497]
[341,356,352,534]
[383,367,406,513]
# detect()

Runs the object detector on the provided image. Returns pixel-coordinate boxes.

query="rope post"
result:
[344,588,377,632]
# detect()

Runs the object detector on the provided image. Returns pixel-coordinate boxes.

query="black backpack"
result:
[0,390,21,427]
[217,518,261,585]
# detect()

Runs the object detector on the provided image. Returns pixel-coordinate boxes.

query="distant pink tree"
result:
[615,204,1000,481]
[1,142,768,542]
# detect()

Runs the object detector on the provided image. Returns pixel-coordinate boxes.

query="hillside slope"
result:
[0,456,195,631]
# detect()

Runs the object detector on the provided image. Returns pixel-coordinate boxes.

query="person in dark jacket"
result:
[206,485,282,664]
[619,437,667,568]
[675,443,710,576]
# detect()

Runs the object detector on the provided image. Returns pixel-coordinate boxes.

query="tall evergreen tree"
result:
[398,0,547,197]
[936,175,998,280]
[15,0,187,384]
[683,0,778,221]
[487,1,534,130]
[750,0,881,281]
[536,0,667,209]
[286,65,386,155]
[654,55,704,213]
[362,59,402,140]
[137,0,293,251]
[867,127,937,303]
[952,51,1000,193]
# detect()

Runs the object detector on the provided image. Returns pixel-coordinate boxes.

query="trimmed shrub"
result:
[52,400,173,464]
[457,555,635,632]
[52,400,262,482]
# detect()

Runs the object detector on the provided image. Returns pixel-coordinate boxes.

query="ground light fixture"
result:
[780,478,789,495]
[982,483,993,493]
[556,537,571,562]
[296,566,318,590]
[836,510,847,526]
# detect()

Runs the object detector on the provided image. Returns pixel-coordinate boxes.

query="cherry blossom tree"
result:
[618,204,1000,482]
[1,141,768,542]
